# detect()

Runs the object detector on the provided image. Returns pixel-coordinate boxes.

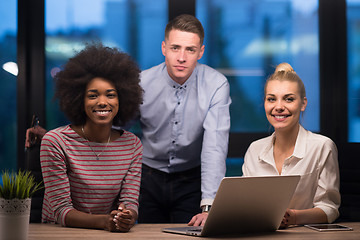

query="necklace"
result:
[81,126,111,160]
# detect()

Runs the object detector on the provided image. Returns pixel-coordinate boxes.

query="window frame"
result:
[16,0,352,164]
[17,0,45,169]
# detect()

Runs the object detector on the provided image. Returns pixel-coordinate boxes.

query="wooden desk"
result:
[28,222,360,240]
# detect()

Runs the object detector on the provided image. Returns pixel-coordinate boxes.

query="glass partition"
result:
[45,0,167,130]
[0,0,17,171]
[197,0,320,133]
[347,0,360,142]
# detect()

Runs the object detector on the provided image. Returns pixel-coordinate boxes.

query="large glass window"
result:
[197,0,320,133]
[347,0,360,142]
[0,0,17,171]
[45,0,167,130]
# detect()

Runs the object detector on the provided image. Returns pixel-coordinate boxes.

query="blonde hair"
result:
[264,63,306,99]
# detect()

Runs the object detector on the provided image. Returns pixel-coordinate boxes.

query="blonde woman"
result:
[242,63,340,228]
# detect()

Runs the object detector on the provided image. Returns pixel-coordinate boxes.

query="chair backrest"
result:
[337,143,360,222]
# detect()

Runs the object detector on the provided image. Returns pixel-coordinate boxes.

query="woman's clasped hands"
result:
[108,203,137,232]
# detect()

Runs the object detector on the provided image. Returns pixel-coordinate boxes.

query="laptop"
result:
[162,175,300,237]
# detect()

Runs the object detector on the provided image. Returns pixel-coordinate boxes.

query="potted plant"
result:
[0,170,42,240]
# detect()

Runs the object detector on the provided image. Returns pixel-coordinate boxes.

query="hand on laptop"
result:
[188,212,208,226]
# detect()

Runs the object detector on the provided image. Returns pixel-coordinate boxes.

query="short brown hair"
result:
[165,14,205,45]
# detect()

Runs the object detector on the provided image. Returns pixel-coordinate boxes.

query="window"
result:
[196,0,320,133]
[347,0,360,142]
[45,0,167,130]
[0,0,17,171]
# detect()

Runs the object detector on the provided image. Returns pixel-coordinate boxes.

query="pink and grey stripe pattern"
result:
[40,125,142,226]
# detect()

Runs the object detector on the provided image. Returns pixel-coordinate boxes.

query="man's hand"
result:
[112,203,137,232]
[188,212,208,227]
[25,125,47,148]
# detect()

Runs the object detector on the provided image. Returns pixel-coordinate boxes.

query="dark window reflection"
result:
[0,0,17,171]
[197,0,320,133]
[45,0,167,130]
[347,0,360,142]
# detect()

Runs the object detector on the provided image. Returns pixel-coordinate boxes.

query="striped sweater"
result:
[40,125,142,226]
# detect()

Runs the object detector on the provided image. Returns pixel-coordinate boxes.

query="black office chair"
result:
[338,168,360,222]
[25,142,44,223]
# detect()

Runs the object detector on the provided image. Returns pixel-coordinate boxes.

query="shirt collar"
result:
[258,125,307,164]
[292,125,307,159]
[258,133,276,164]
[163,63,198,89]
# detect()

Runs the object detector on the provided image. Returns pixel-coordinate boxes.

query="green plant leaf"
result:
[0,169,43,199]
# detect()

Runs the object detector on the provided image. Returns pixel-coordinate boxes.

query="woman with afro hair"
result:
[40,43,143,232]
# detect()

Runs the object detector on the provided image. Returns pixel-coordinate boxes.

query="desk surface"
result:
[28,222,360,240]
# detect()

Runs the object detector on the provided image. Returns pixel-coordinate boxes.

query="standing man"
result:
[138,14,231,226]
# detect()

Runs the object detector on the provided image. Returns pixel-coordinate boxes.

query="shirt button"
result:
[175,122,178,124]
[178,102,180,105]
[172,140,175,144]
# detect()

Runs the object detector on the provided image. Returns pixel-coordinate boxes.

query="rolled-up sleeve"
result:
[314,139,341,223]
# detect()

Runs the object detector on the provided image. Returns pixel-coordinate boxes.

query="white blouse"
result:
[242,125,340,223]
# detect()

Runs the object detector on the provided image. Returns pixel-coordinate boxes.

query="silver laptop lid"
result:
[201,175,300,236]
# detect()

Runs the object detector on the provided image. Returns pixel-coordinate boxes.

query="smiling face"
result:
[162,29,204,85]
[264,80,307,132]
[84,77,119,127]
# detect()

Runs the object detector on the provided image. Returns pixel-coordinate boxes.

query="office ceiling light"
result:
[2,62,18,76]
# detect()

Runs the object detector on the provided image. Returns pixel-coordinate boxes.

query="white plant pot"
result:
[0,198,31,240]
